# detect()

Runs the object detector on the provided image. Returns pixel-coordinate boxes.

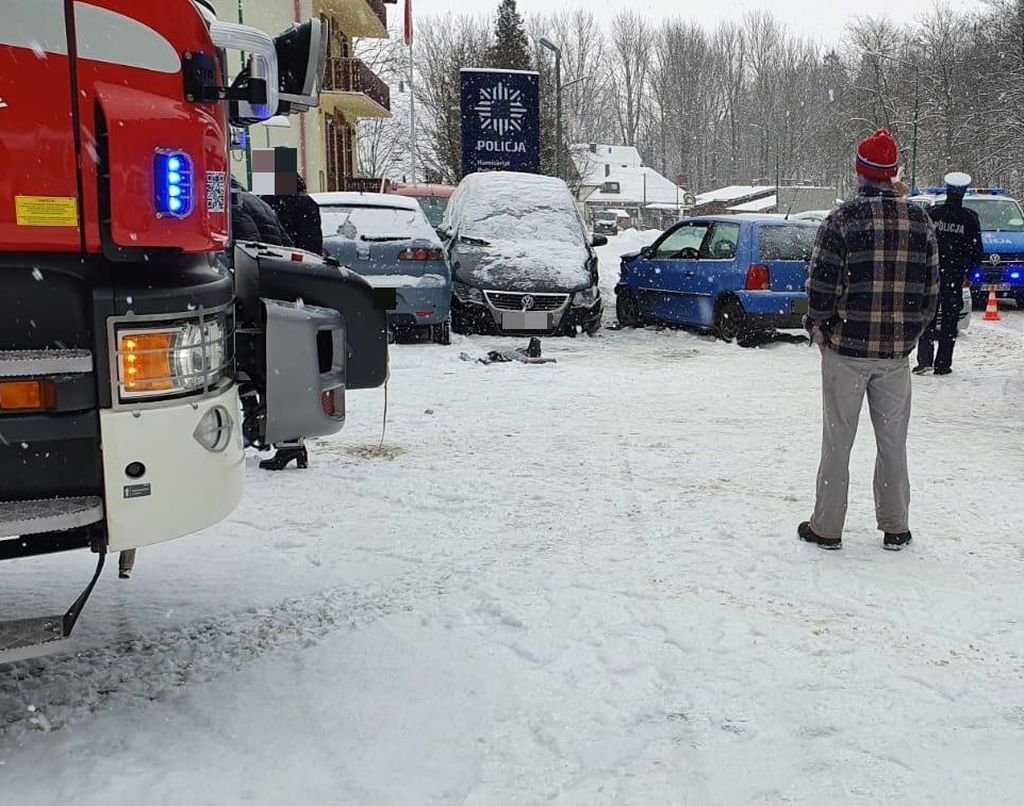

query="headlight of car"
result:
[115,315,229,401]
[572,286,601,307]
[453,281,485,305]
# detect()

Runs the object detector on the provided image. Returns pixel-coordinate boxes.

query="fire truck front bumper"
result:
[100,383,245,552]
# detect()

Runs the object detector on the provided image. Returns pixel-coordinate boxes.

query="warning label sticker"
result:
[15,196,79,228]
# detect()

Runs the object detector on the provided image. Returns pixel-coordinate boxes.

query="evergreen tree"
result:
[490,0,532,71]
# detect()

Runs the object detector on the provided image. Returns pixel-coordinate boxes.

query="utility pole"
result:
[539,37,562,180]
[406,0,416,184]
[237,0,252,189]
[409,39,416,183]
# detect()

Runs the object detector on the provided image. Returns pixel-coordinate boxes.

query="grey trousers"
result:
[810,348,913,540]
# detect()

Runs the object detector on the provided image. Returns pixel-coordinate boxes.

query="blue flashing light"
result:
[1011,270,1022,281]
[154,150,193,218]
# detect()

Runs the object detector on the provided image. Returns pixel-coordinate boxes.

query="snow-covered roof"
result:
[694,185,775,205]
[583,166,682,207]
[573,144,644,185]
[728,195,777,213]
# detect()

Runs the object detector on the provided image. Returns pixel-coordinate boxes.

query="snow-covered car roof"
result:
[311,192,420,211]
[444,171,586,246]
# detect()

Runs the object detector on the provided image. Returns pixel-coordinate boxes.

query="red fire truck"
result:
[0,0,388,655]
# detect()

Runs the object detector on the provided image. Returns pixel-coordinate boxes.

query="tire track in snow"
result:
[0,573,423,743]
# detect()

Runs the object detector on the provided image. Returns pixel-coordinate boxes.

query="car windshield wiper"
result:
[458,235,490,246]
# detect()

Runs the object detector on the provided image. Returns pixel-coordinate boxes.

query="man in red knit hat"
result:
[799,129,940,552]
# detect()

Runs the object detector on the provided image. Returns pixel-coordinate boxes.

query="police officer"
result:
[914,172,983,376]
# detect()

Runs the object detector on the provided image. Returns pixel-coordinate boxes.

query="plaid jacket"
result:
[806,186,940,359]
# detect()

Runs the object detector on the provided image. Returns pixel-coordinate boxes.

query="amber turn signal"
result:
[120,331,175,394]
[0,379,57,412]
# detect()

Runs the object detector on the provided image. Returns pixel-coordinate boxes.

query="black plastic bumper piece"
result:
[0,522,102,561]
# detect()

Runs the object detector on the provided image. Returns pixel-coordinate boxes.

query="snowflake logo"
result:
[475,81,527,137]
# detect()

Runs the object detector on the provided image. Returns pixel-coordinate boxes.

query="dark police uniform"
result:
[915,194,982,374]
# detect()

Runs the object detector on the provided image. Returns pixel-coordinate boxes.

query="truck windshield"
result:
[964,198,1024,232]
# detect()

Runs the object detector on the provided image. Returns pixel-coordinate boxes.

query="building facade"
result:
[212,0,394,192]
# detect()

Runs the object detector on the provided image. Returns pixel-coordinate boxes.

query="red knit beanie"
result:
[856,129,899,181]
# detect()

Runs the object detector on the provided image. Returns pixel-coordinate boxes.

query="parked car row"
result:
[313,172,607,342]
[311,181,985,349]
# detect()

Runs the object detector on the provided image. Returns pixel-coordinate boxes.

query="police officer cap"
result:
[944,172,971,190]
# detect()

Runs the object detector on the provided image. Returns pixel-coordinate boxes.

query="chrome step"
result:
[0,496,104,538]
[0,348,93,377]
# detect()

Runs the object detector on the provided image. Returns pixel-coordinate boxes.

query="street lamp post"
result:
[865,51,920,190]
[539,37,562,180]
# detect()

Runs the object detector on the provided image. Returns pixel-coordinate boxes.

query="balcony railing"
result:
[323,58,391,113]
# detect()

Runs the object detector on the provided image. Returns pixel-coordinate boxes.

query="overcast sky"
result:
[411,0,986,42]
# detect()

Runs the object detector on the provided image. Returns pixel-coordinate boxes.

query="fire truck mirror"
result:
[273,18,329,114]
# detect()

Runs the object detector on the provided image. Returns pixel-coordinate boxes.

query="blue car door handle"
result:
[684,271,696,278]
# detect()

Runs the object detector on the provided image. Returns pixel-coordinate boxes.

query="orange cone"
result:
[983,289,1002,322]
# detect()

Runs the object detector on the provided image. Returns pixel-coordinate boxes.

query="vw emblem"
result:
[521,295,536,311]
[990,254,1002,267]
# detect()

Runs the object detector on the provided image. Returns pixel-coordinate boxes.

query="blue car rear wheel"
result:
[715,297,749,344]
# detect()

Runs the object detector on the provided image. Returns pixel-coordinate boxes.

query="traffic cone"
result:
[983,289,1002,322]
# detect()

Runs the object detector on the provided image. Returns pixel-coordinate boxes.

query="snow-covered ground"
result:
[2,260,1023,803]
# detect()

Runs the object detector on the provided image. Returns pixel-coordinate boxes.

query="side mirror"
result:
[592,234,609,247]
[209,21,280,123]
[640,245,654,260]
[274,18,329,114]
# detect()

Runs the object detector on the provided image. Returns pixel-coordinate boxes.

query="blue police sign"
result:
[461,68,541,176]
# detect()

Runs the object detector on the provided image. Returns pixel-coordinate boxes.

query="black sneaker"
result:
[798,521,842,550]
[912,365,931,375]
[883,531,913,551]
[933,368,952,376]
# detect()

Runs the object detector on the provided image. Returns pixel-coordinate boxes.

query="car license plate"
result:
[792,299,809,314]
[982,283,1011,292]
[502,311,551,331]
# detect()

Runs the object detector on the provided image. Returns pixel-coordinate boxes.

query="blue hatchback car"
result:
[615,215,818,342]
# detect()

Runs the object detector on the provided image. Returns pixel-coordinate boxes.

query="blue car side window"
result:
[701,222,741,261]
[655,223,710,260]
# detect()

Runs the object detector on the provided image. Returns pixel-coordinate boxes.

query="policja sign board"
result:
[461,68,541,176]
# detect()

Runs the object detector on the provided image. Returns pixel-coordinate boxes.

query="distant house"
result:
[698,185,839,216]
[573,143,688,228]
[690,186,776,216]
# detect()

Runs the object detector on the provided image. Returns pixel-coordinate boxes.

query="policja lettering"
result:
[935,220,965,236]
[477,141,527,153]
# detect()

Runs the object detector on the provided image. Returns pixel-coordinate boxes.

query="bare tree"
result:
[397,0,1024,195]
[609,11,652,147]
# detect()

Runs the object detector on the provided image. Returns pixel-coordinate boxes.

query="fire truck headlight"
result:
[116,316,229,402]
[154,150,194,218]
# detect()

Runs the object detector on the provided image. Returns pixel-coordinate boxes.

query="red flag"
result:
[404,0,413,47]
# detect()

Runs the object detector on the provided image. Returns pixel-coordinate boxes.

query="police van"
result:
[911,187,1024,309]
